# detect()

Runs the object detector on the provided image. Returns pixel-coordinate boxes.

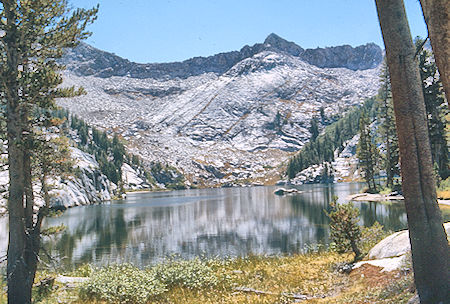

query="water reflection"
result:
[0,183,422,269]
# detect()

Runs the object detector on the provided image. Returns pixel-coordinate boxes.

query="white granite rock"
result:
[368,222,450,260]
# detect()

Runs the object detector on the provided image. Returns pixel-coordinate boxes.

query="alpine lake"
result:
[1,183,449,270]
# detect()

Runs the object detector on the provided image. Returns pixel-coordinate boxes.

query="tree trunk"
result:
[2,1,33,303]
[420,0,450,106]
[350,239,362,262]
[375,1,450,303]
[24,148,40,298]
[24,144,34,230]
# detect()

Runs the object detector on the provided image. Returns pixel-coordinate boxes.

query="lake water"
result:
[0,183,425,269]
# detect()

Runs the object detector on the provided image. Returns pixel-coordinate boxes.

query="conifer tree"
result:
[309,117,319,140]
[286,98,376,179]
[376,1,449,300]
[0,1,97,303]
[415,37,449,180]
[357,111,379,192]
[419,0,450,107]
[377,61,399,189]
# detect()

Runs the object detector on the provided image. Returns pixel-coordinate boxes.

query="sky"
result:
[69,0,428,64]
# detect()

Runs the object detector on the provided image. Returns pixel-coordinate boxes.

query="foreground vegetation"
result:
[0,254,415,304]
[0,221,422,304]
[437,177,450,200]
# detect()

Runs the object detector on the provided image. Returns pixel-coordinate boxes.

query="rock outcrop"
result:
[300,43,382,71]
[367,222,450,260]
[0,147,116,212]
[49,148,115,209]
[353,222,450,272]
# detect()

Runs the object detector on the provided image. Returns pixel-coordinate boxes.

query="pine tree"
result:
[0,1,97,303]
[285,98,376,179]
[309,117,319,140]
[319,106,326,122]
[377,60,399,188]
[376,1,450,300]
[419,0,450,107]
[33,129,74,217]
[357,111,379,192]
[415,37,449,180]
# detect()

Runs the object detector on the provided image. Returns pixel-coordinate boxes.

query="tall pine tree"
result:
[357,111,379,192]
[416,37,449,180]
[377,61,399,189]
[0,1,97,303]
[376,1,450,300]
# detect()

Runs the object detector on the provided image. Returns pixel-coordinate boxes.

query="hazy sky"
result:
[70,0,428,64]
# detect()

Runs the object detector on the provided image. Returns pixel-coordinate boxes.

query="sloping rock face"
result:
[59,34,382,187]
[50,148,115,209]
[0,146,116,212]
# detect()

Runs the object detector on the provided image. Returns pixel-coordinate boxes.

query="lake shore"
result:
[2,204,448,303]
[347,193,450,206]
[1,225,420,304]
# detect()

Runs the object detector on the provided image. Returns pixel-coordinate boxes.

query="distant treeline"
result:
[50,108,126,184]
[51,108,185,190]
[286,98,377,179]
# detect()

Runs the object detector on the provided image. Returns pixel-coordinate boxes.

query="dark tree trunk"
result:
[23,149,39,299]
[375,1,450,303]
[3,1,34,303]
[420,0,450,107]
[350,239,362,262]
[24,142,34,229]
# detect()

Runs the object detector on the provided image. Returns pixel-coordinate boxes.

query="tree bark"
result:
[420,0,450,106]
[375,1,450,303]
[2,1,33,303]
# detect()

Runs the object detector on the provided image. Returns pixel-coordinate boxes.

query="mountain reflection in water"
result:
[0,183,413,269]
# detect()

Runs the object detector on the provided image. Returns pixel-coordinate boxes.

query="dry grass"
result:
[437,190,450,200]
[0,249,418,304]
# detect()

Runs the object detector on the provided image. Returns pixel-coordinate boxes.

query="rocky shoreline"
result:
[346,193,404,202]
[347,193,450,206]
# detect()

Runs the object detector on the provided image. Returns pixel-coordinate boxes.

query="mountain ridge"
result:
[59,37,381,187]
[62,33,382,79]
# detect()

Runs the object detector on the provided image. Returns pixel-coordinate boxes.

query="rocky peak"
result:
[263,33,304,57]
[260,34,382,70]
[62,34,382,79]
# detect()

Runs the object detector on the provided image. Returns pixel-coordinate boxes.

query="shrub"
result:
[437,177,450,199]
[33,277,55,303]
[70,263,94,277]
[379,187,392,195]
[377,271,414,301]
[360,221,390,254]
[151,258,220,289]
[80,264,166,304]
[438,177,450,190]
[79,259,227,303]
[326,196,363,262]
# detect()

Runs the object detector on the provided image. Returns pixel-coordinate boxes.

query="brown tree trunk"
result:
[23,149,39,299]
[350,239,362,262]
[375,1,450,303]
[420,0,450,106]
[2,1,34,303]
